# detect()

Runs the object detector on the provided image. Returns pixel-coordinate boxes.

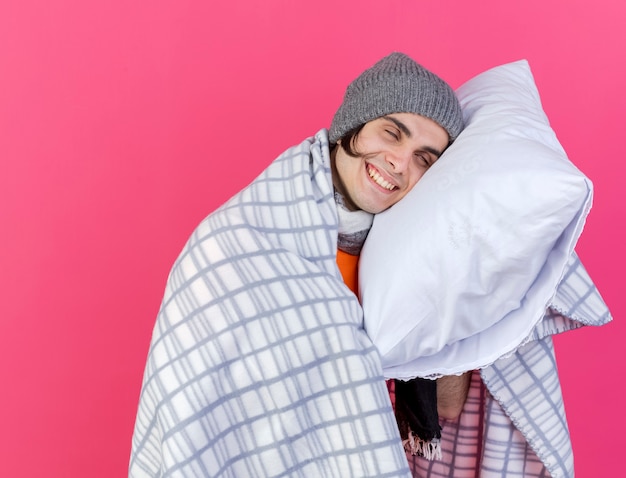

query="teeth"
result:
[368,166,395,191]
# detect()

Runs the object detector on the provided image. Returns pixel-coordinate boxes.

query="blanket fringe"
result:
[402,431,442,461]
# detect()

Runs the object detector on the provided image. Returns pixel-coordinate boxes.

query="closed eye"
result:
[416,153,434,167]
[385,129,400,141]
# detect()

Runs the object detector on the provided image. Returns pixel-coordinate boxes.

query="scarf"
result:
[335,190,373,255]
[392,378,441,460]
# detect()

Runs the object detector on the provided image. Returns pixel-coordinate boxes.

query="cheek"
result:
[334,156,364,196]
[407,168,427,189]
[340,155,365,177]
[352,131,388,154]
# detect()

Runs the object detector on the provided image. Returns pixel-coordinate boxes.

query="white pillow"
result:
[359,60,593,379]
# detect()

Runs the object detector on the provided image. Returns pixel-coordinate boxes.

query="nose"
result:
[385,150,411,173]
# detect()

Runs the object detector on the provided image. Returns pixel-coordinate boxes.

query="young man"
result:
[129,52,464,478]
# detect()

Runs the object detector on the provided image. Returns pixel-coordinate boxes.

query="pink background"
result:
[1,1,624,476]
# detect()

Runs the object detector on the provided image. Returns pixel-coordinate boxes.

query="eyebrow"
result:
[383,115,444,158]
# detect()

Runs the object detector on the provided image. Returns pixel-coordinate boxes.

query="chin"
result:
[363,204,389,215]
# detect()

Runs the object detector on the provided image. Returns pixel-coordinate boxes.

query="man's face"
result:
[332,112,449,214]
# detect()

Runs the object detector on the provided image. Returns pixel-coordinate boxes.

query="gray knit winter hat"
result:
[329,52,463,144]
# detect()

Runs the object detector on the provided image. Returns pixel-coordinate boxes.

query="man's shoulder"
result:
[280,129,330,156]
[269,129,332,173]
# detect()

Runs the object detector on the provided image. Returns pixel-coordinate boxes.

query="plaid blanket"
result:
[128,130,411,477]
[402,253,612,478]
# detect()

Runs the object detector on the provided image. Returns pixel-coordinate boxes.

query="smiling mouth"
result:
[367,165,397,191]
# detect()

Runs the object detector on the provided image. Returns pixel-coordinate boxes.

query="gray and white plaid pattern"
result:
[481,337,570,478]
[129,130,411,477]
[400,254,611,478]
